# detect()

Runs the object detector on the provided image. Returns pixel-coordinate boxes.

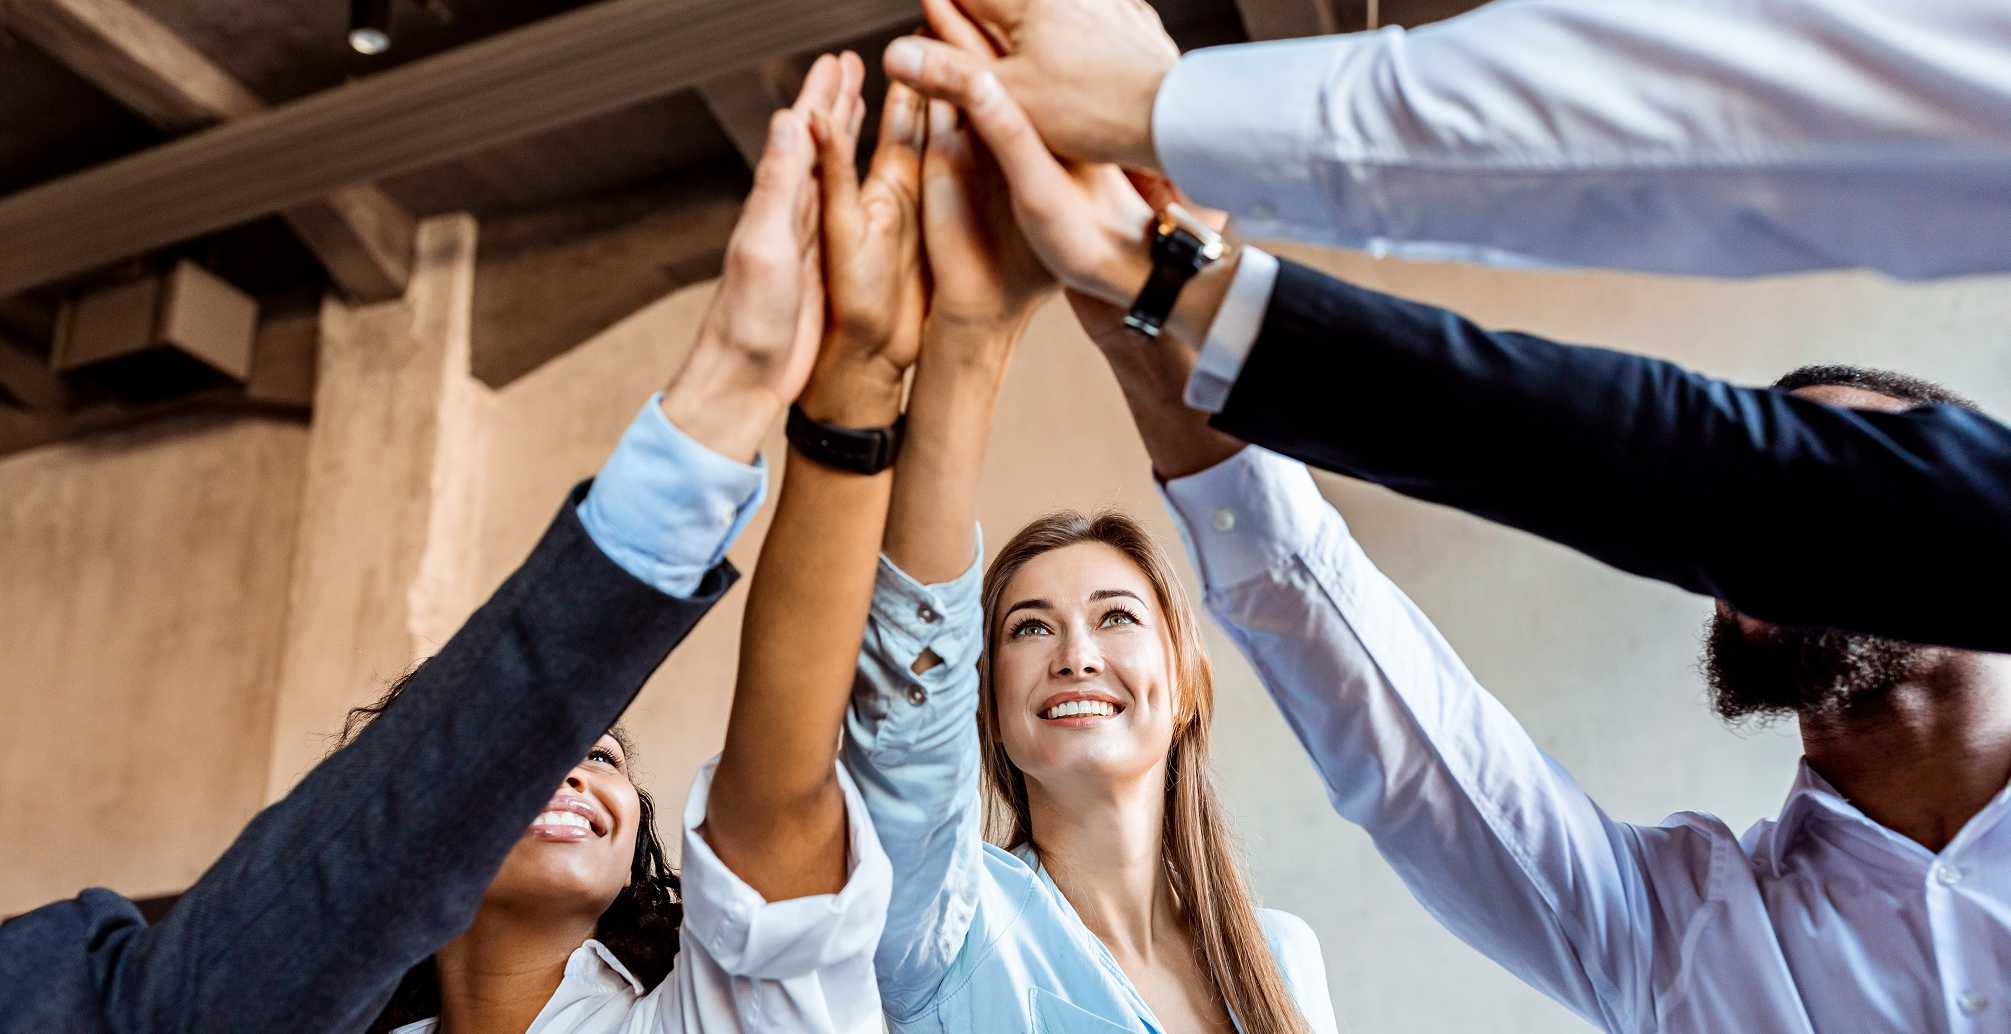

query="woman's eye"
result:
[588,747,622,767]
[1101,608,1140,627]
[1009,619,1051,638]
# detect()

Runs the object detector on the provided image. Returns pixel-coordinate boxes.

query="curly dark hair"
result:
[336,676,683,1031]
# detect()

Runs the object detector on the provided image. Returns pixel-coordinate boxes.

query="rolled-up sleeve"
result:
[677,756,890,982]
[841,538,988,1017]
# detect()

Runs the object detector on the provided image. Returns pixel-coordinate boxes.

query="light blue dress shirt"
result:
[843,537,1341,1034]
[1160,445,2011,1033]
[1155,0,2011,281]
[576,393,766,598]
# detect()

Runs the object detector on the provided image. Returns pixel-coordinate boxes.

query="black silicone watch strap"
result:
[785,404,905,475]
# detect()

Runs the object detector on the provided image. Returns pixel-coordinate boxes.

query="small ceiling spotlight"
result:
[348,0,394,55]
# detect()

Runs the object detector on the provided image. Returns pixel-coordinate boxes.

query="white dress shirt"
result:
[1155,0,2011,281]
[389,756,892,1034]
[1159,446,2011,1033]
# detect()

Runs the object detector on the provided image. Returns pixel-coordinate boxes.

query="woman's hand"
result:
[919,98,1055,342]
[800,72,930,426]
[660,54,853,461]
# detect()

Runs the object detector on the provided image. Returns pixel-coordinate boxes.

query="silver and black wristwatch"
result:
[1123,203,1227,339]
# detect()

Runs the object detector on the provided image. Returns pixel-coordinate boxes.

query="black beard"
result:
[1703,613,1928,724]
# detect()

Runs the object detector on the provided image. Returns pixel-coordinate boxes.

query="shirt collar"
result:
[575,937,647,996]
[1766,757,2011,874]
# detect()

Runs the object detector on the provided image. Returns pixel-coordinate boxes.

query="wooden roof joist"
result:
[0,0,919,298]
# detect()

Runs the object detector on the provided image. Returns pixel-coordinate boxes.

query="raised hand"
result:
[801,70,930,425]
[659,53,853,462]
[920,97,1055,337]
[886,0,1178,171]
[880,26,1158,313]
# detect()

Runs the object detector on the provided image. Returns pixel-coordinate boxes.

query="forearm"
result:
[709,362,902,900]
[1212,259,2011,651]
[1163,449,1640,1027]
[883,318,1019,584]
[1089,248,1246,481]
[117,493,726,1030]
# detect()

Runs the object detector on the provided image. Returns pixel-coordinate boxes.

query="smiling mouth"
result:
[526,798,607,842]
[1039,699,1124,721]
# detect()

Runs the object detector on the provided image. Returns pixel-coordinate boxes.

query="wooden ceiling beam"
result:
[0,336,68,413]
[0,0,919,300]
[2,0,415,301]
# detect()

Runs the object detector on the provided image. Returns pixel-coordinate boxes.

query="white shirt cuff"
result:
[1158,445,1328,591]
[679,756,892,981]
[1184,246,1280,413]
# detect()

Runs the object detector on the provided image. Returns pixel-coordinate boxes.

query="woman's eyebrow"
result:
[1001,597,1051,622]
[1088,589,1146,605]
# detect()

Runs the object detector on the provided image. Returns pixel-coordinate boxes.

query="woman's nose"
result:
[1053,637,1102,678]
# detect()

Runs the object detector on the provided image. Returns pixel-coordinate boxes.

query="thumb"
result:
[737,109,815,248]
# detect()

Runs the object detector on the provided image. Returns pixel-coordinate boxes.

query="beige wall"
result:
[4,231,2006,1030]
[0,413,305,914]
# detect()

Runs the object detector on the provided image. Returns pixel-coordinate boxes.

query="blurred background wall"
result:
[4,214,2007,1031]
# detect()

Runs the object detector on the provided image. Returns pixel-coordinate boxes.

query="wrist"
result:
[660,338,788,463]
[920,312,1029,374]
[795,358,904,429]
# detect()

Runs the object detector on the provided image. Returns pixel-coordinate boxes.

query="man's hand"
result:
[886,0,1178,171]
[920,98,1055,345]
[800,75,930,428]
[879,25,1159,312]
[660,53,858,462]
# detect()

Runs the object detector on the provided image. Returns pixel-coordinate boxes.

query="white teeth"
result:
[534,811,593,831]
[1041,699,1118,720]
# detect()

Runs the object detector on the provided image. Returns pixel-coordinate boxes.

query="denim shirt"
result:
[842,537,1340,1034]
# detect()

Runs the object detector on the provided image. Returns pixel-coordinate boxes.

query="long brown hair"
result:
[979,511,1312,1034]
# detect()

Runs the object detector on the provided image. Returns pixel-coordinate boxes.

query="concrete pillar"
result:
[264,214,495,798]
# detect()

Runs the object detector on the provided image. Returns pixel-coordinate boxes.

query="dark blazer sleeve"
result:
[0,482,734,1034]
[1209,258,2011,653]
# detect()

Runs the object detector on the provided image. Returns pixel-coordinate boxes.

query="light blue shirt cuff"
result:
[577,393,767,598]
[868,530,987,677]
[1184,245,1280,414]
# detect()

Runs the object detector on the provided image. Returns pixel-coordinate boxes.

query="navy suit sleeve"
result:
[0,482,734,1034]
[1210,258,2011,653]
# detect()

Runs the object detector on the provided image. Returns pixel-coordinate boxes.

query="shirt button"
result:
[1959,990,1988,1015]
[1934,862,1965,887]
[907,687,927,706]
[1211,508,1236,533]
[917,604,939,623]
